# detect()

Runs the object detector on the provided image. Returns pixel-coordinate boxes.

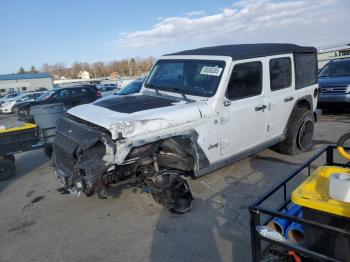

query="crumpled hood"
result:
[67,94,203,140]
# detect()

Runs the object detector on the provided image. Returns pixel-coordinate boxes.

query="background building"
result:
[318,44,350,69]
[78,70,90,80]
[0,73,53,96]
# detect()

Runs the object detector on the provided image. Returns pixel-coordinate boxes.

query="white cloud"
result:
[116,0,350,53]
[184,10,205,17]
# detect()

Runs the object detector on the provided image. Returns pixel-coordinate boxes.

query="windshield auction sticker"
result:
[200,66,223,76]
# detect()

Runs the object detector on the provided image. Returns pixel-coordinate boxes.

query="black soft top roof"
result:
[166,43,316,60]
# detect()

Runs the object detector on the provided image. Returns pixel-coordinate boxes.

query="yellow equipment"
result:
[292,166,350,218]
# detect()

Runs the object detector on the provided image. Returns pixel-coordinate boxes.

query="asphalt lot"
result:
[0,111,349,262]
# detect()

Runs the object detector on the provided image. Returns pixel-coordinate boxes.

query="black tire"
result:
[0,158,16,181]
[4,154,15,163]
[12,106,19,114]
[44,146,53,159]
[275,108,314,155]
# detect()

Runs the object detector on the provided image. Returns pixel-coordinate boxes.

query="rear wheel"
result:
[275,108,314,155]
[0,158,16,181]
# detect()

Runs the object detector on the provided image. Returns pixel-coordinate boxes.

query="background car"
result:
[97,83,119,96]
[0,93,21,106]
[17,85,101,115]
[0,92,44,113]
[318,57,350,108]
[96,78,144,102]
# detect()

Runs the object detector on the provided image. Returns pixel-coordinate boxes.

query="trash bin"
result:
[30,103,65,143]
[292,166,350,260]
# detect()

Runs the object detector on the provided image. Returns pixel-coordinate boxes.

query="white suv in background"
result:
[0,91,44,113]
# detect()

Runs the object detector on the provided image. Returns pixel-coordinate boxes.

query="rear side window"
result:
[294,53,318,89]
[269,58,292,91]
[227,61,262,100]
[57,89,70,98]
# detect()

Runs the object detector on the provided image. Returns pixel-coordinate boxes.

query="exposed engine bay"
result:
[53,114,194,213]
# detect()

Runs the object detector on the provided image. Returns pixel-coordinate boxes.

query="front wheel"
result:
[151,170,193,214]
[12,106,19,114]
[0,158,16,181]
[275,108,314,155]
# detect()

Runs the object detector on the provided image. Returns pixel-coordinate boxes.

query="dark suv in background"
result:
[18,85,101,115]
[318,58,350,107]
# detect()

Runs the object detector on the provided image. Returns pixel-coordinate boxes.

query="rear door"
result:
[264,55,295,138]
[219,59,268,158]
[78,87,94,103]
[54,89,73,108]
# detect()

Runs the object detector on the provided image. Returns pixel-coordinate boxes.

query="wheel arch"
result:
[283,95,314,135]
[125,131,210,175]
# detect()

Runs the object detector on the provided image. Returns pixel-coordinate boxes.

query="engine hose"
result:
[337,133,350,161]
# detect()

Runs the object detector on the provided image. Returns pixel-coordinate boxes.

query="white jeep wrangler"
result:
[53,44,320,213]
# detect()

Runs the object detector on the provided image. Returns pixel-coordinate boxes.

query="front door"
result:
[219,60,268,158]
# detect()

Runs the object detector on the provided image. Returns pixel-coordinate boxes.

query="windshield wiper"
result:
[167,87,189,102]
[145,83,189,101]
[145,83,160,95]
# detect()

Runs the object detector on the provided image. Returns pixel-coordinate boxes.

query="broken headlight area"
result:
[53,115,115,197]
[52,114,194,213]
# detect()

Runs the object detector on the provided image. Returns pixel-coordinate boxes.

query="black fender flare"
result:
[282,95,314,136]
[125,130,210,175]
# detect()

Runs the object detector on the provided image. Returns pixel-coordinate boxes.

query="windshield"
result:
[319,60,350,77]
[116,81,143,95]
[36,90,55,101]
[4,93,19,99]
[145,59,226,97]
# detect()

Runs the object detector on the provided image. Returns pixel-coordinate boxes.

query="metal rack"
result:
[249,145,350,262]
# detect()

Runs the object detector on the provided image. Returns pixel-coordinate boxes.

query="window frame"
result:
[145,59,227,98]
[225,60,263,101]
[269,57,292,92]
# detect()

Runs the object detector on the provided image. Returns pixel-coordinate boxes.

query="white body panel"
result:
[68,53,318,169]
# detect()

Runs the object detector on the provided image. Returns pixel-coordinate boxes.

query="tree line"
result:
[17,57,156,79]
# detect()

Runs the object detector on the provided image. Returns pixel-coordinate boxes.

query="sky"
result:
[0,0,349,74]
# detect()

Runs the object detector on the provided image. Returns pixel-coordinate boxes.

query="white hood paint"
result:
[68,100,203,140]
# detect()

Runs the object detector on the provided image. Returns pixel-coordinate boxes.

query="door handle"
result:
[255,105,267,111]
[284,96,294,102]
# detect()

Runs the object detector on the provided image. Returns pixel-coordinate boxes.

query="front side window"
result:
[145,59,226,97]
[37,90,55,101]
[227,61,262,100]
[270,58,292,91]
[57,89,70,98]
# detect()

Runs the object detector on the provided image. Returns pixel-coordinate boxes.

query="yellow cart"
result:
[0,123,54,180]
[249,133,350,261]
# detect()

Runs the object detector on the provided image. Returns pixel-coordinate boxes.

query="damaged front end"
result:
[53,114,116,197]
[52,114,193,213]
